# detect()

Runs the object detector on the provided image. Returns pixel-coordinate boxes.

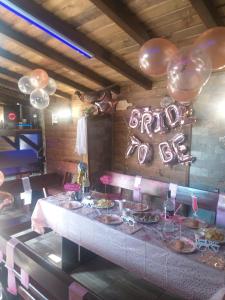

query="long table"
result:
[31,195,225,300]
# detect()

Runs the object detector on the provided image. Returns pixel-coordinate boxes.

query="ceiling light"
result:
[0,0,93,58]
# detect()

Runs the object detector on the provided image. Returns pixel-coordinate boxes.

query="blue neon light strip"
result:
[0,0,93,59]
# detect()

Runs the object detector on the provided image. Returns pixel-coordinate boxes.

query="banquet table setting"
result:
[32,192,225,300]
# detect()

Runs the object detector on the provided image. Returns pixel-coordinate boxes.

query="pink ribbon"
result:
[5,238,19,296]
[100,175,112,185]
[69,282,88,300]
[133,176,142,202]
[64,183,81,192]
[21,269,29,290]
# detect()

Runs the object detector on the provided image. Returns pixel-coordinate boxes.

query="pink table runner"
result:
[32,195,225,300]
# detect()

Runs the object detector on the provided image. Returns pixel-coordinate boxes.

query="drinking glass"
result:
[192,195,198,217]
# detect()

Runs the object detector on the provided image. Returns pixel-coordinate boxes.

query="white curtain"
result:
[75,116,87,155]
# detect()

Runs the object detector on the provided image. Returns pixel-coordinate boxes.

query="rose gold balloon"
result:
[194,27,225,70]
[0,171,4,186]
[167,85,201,104]
[30,69,49,88]
[139,38,178,77]
[167,46,211,92]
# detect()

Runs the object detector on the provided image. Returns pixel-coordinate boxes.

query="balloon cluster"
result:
[139,27,225,103]
[159,133,195,165]
[18,69,57,110]
[128,103,195,136]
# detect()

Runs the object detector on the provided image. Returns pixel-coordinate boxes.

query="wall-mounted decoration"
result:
[18,69,57,110]
[128,102,196,135]
[76,90,117,115]
[126,101,196,166]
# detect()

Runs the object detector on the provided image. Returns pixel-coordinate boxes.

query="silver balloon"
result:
[159,141,175,164]
[141,107,154,137]
[137,143,153,164]
[171,133,194,164]
[30,89,50,110]
[153,109,168,134]
[129,108,141,129]
[18,76,38,94]
[126,135,141,158]
[43,78,57,95]
[165,104,181,128]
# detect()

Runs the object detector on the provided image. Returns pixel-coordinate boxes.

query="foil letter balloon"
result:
[138,143,153,164]
[159,142,175,164]
[126,136,141,158]
[153,109,168,134]
[165,104,181,128]
[129,108,141,129]
[171,133,194,164]
[141,108,154,137]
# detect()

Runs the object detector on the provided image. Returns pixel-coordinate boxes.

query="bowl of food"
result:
[166,237,196,254]
[123,201,150,212]
[133,212,160,224]
[182,217,207,229]
[198,228,225,244]
[93,199,115,209]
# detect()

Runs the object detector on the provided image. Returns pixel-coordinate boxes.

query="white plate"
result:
[96,214,123,225]
[62,201,83,210]
[166,237,196,254]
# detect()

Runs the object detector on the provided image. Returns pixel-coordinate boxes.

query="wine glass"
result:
[192,195,198,218]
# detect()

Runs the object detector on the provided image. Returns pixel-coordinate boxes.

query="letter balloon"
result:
[126,136,141,158]
[159,142,175,164]
[129,108,141,129]
[141,107,154,137]
[138,143,153,164]
[153,109,168,134]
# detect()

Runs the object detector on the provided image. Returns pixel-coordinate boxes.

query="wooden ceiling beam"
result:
[0,93,25,106]
[0,47,93,93]
[0,21,114,89]
[89,0,152,45]
[189,0,223,27]
[4,0,152,89]
[0,66,71,99]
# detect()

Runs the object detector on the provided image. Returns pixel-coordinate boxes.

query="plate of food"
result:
[95,214,123,225]
[62,201,83,210]
[166,237,196,254]
[133,212,160,224]
[123,201,150,212]
[182,218,207,229]
[198,228,225,244]
[93,199,115,209]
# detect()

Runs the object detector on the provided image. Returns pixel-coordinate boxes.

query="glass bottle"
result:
[164,190,175,219]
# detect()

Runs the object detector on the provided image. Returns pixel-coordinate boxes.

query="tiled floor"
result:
[25,232,183,300]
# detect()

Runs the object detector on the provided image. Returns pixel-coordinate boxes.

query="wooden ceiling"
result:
[0,0,224,104]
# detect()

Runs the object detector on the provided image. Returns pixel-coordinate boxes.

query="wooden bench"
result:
[0,220,100,300]
[106,171,224,226]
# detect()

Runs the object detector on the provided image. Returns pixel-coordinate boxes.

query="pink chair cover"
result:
[69,282,88,300]
[5,238,19,295]
[133,176,142,201]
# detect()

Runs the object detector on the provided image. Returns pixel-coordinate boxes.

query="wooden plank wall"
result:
[112,81,191,186]
[44,94,86,175]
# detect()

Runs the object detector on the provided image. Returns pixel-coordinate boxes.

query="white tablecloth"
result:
[32,195,225,300]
